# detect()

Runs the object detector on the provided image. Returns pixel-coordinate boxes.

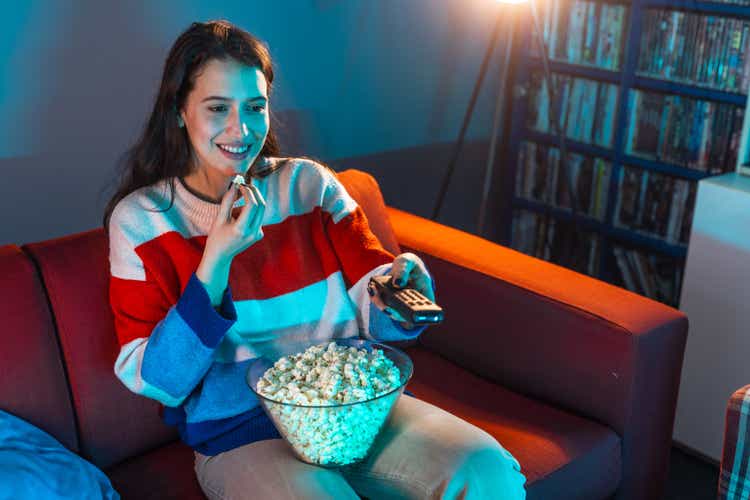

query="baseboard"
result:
[672,439,721,469]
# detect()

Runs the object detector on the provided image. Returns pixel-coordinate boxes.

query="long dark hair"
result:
[103,20,280,229]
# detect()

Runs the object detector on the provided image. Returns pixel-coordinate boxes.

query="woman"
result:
[104,20,525,500]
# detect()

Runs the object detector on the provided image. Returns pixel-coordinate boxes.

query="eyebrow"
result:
[201,96,267,103]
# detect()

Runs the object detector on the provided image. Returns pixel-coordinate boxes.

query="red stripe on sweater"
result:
[110,276,172,345]
[132,209,341,302]
[323,206,393,287]
[110,206,393,346]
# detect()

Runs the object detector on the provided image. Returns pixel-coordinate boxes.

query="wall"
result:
[1,0,515,245]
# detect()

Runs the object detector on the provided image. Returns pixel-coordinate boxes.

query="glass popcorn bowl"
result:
[246,338,413,468]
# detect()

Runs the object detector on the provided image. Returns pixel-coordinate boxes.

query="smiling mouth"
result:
[217,144,250,154]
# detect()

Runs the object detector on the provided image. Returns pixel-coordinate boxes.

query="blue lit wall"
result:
[1,0,512,244]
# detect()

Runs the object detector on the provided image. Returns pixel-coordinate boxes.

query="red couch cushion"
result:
[106,440,204,499]
[405,346,622,499]
[24,230,177,469]
[0,245,78,453]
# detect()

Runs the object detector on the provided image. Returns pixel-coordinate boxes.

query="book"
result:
[630,91,664,157]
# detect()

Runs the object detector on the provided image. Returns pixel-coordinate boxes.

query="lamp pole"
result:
[431,0,528,238]
[477,6,521,236]
[430,11,505,222]
[432,0,579,244]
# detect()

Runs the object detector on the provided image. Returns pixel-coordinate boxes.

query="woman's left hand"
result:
[369,253,434,329]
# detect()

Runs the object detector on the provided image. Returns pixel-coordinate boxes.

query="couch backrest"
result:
[0,245,78,452]
[18,168,397,468]
[24,230,177,469]
[337,169,401,256]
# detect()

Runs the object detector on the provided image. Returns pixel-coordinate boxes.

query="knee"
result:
[439,444,527,500]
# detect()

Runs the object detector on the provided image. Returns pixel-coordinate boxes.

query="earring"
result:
[177,116,185,128]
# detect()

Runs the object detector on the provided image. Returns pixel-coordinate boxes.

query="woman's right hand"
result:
[196,180,266,306]
[207,180,266,260]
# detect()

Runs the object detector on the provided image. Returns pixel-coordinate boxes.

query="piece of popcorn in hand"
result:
[232,174,246,187]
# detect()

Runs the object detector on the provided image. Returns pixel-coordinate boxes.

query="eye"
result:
[209,105,227,112]
[248,104,266,113]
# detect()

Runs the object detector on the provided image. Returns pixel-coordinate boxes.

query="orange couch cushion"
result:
[405,346,622,499]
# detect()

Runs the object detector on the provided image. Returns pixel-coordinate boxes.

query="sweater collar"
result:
[171,157,285,229]
[173,176,224,228]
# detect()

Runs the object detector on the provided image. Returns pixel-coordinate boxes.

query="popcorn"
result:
[232,174,246,187]
[255,342,403,466]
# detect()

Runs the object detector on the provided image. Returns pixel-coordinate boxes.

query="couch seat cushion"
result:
[106,440,204,499]
[405,345,622,500]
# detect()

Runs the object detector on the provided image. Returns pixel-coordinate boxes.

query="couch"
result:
[0,168,688,499]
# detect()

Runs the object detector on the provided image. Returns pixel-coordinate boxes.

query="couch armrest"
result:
[718,385,750,500]
[387,207,688,500]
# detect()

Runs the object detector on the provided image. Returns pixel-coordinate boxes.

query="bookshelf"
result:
[501,0,750,306]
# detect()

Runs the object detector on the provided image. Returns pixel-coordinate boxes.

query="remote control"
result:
[368,275,444,326]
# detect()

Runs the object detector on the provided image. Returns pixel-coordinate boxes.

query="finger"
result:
[243,183,260,206]
[247,180,266,207]
[235,185,258,228]
[247,197,266,236]
[417,276,435,302]
[220,184,238,222]
[391,254,416,288]
[409,265,435,301]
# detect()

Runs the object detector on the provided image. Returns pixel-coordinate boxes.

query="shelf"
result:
[633,76,747,106]
[513,197,606,231]
[525,130,617,161]
[607,227,688,258]
[642,0,750,18]
[622,155,712,180]
[525,132,727,180]
[529,59,622,84]
[512,197,689,258]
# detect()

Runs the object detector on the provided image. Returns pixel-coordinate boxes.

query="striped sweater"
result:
[108,157,428,456]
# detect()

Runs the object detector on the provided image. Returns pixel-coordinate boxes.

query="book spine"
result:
[664,11,680,79]
[742,24,750,90]
[613,246,638,293]
[613,5,626,69]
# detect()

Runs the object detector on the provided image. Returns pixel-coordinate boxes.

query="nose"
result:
[226,107,253,140]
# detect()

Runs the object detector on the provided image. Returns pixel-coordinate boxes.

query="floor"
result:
[663,446,720,500]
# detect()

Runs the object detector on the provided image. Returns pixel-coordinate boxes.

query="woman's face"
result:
[179,58,270,178]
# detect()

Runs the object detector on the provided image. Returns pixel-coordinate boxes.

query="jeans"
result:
[194,396,526,499]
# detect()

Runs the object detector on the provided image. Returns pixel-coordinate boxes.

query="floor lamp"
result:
[431,0,578,238]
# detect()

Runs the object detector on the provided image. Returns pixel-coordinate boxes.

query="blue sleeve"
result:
[114,273,237,407]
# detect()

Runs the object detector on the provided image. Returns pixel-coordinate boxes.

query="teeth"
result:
[219,144,249,154]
